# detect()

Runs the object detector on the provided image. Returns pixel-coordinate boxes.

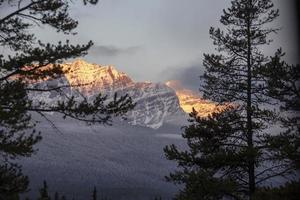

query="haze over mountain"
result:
[28,59,223,128]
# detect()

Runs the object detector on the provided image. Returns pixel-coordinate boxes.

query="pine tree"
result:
[38,181,50,200]
[164,0,296,199]
[0,163,28,200]
[164,107,247,200]
[92,186,97,200]
[262,52,300,170]
[0,0,134,198]
[258,49,300,197]
[54,192,59,200]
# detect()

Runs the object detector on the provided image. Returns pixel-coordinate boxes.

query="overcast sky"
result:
[3,0,300,91]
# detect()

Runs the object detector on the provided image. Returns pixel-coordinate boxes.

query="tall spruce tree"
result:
[0,0,134,199]
[259,51,300,197]
[262,52,299,170]
[37,181,50,200]
[92,186,97,200]
[164,0,297,199]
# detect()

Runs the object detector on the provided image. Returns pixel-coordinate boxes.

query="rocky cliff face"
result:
[60,60,184,128]
[119,82,183,128]
[28,60,184,128]
[28,60,222,128]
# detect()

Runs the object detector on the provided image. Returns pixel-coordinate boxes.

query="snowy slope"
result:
[28,60,187,129]
[117,82,184,128]
[20,114,187,200]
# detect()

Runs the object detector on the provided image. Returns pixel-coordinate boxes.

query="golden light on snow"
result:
[166,80,226,117]
[60,59,133,95]
[17,60,227,118]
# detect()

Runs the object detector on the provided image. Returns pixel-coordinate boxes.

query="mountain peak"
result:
[104,65,124,80]
[29,60,227,128]
[61,60,133,95]
[72,59,89,66]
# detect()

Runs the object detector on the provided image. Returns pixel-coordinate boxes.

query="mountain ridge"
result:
[28,59,221,128]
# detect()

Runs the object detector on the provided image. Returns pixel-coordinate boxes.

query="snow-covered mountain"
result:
[28,59,221,128]
[19,60,221,199]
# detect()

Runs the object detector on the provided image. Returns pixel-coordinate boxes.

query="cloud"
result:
[89,45,141,57]
[162,60,205,92]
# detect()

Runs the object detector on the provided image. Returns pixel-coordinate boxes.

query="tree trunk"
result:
[246,0,255,199]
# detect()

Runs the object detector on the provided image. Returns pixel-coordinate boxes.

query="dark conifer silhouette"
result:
[92,186,97,200]
[164,0,299,199]
[0,0,134,199]
[38,181,50,200]
[258,48,300,198]
[262,52,299,170]
[54,192,59,200]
